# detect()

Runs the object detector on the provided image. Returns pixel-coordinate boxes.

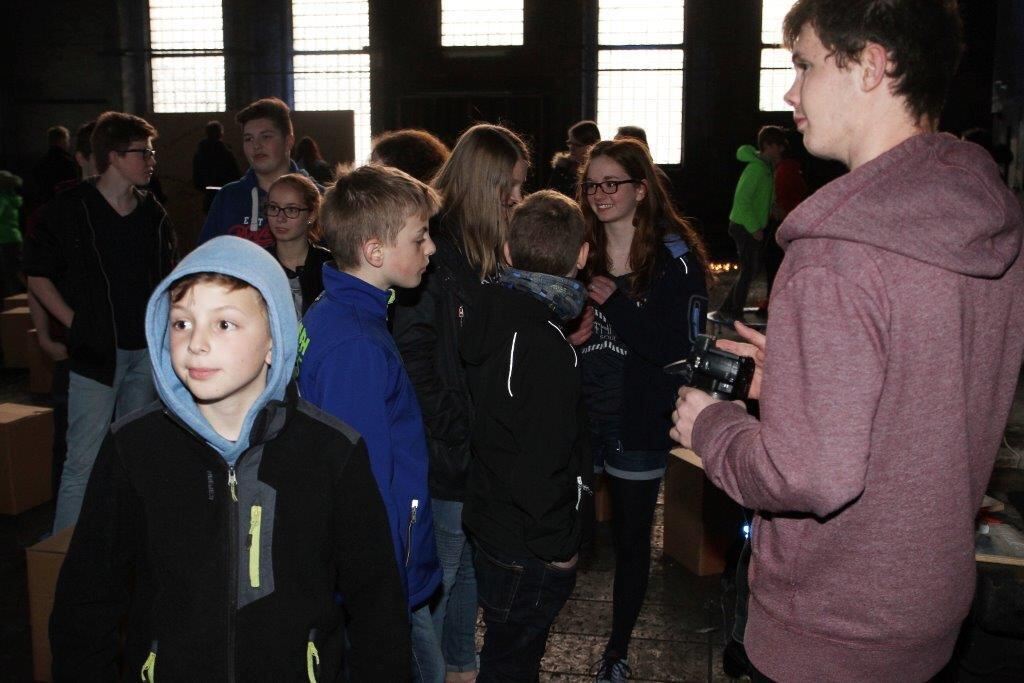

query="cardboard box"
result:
[0,403,53,515]
[26,525,74,683]
[662,457,743,576]
[1,306,33,368]
[26,329,55,395]
[3,292,28,310]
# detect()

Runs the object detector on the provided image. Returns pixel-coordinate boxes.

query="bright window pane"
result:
[152,56,226,113]
[598,1,684,46]
[292,0,368,51]
[762,0,796,45]
[441,0,523,47]
[759,48,792,111]
[597,50,684,164]
[148,0,224,112]
[149,0,223,50]
[293,54,372,163]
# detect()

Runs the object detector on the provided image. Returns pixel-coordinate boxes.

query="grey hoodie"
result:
[693,133,1024,681]
[144,236,298,464]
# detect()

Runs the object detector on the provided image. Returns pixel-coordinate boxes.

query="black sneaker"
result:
[722,639,752,679]
[594,655,631,682]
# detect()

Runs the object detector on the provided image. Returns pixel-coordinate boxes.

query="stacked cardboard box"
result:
[0,306,33,368]
[662,456,743,576]
[3,292,28,310]
[26,525,74,683]
[0,403,53,515]
[26,329,55,394]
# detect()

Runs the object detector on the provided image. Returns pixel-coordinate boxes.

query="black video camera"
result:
[664,335,755,401]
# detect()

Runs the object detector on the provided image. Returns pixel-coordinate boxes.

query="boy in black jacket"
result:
[49,236,409,681]
[460,190,593,681]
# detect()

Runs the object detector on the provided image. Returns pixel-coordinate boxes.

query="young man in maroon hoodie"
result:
[672,1,1024,681]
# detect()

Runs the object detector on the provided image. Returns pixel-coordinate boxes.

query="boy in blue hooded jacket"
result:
[50,236,410,681]
[297,164,444,681]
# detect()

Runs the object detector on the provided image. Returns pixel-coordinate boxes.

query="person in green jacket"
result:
[0,170,24,297]
[713,126,786,324]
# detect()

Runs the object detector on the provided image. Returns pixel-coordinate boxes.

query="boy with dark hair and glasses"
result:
[24,110,178,534]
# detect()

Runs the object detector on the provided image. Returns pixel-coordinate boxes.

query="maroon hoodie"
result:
[694,133,1024,681]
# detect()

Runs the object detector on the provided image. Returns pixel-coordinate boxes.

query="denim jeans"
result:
[474,543,577,682]
[411,601,446,683]
[52,349,156,533]
[431,498,479,673]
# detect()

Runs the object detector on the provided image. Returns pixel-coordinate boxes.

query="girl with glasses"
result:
[577,138,710,682]
[265,173,331,319]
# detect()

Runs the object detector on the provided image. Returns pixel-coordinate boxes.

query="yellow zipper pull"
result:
[140,648,156,682]
[248,504,262,588]
[306,639,320,683]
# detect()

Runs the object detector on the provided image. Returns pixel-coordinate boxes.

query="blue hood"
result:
[145,236,298,463]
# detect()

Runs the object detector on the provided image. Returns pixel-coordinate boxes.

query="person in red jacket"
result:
[762,138,808,302]
[672,1,1024,681]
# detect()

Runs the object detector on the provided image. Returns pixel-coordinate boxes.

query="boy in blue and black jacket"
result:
[297,164,444,681]
[50,236,409,681]
[460,190,593,681]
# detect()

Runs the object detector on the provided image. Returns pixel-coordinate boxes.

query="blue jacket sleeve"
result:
[301,340,406,590]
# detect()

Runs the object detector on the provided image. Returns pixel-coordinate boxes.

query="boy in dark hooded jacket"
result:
[461,190,593,681]
[50,236,409,681]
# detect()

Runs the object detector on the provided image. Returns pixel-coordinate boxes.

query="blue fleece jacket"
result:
[198,161,313,247]
[297,265,442,608]
[144,236,298,464]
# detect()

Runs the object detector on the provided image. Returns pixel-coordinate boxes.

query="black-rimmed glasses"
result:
[266,203,311,219]
[120,148,157,161]
[580,179,641,196]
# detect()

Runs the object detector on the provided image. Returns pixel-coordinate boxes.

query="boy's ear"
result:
[860,42,889,93]
[264,343,272,367]
[576,241,590,271]
[502,242,513,268]
[363,238,385,268]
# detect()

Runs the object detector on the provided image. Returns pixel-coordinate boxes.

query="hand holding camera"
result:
[667,323,766,448]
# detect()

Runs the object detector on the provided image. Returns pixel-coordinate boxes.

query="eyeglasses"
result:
[120,148,157,161]
[266,203,311,219]
[580,179,642,196]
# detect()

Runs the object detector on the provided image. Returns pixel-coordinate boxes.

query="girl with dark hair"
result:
[293,136,334,185]
[578,138,709,682]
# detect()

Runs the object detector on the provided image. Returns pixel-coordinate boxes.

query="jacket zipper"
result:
[576,476,592,511]
[81,200,119,349]
[457,304,464,328]
[248,504,262,588]
[227,463,238,683]
[405,499,419,566]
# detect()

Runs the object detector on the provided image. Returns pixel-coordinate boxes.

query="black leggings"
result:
[605,474,662,658]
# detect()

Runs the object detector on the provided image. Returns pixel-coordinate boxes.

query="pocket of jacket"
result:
[474,546,523,624]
